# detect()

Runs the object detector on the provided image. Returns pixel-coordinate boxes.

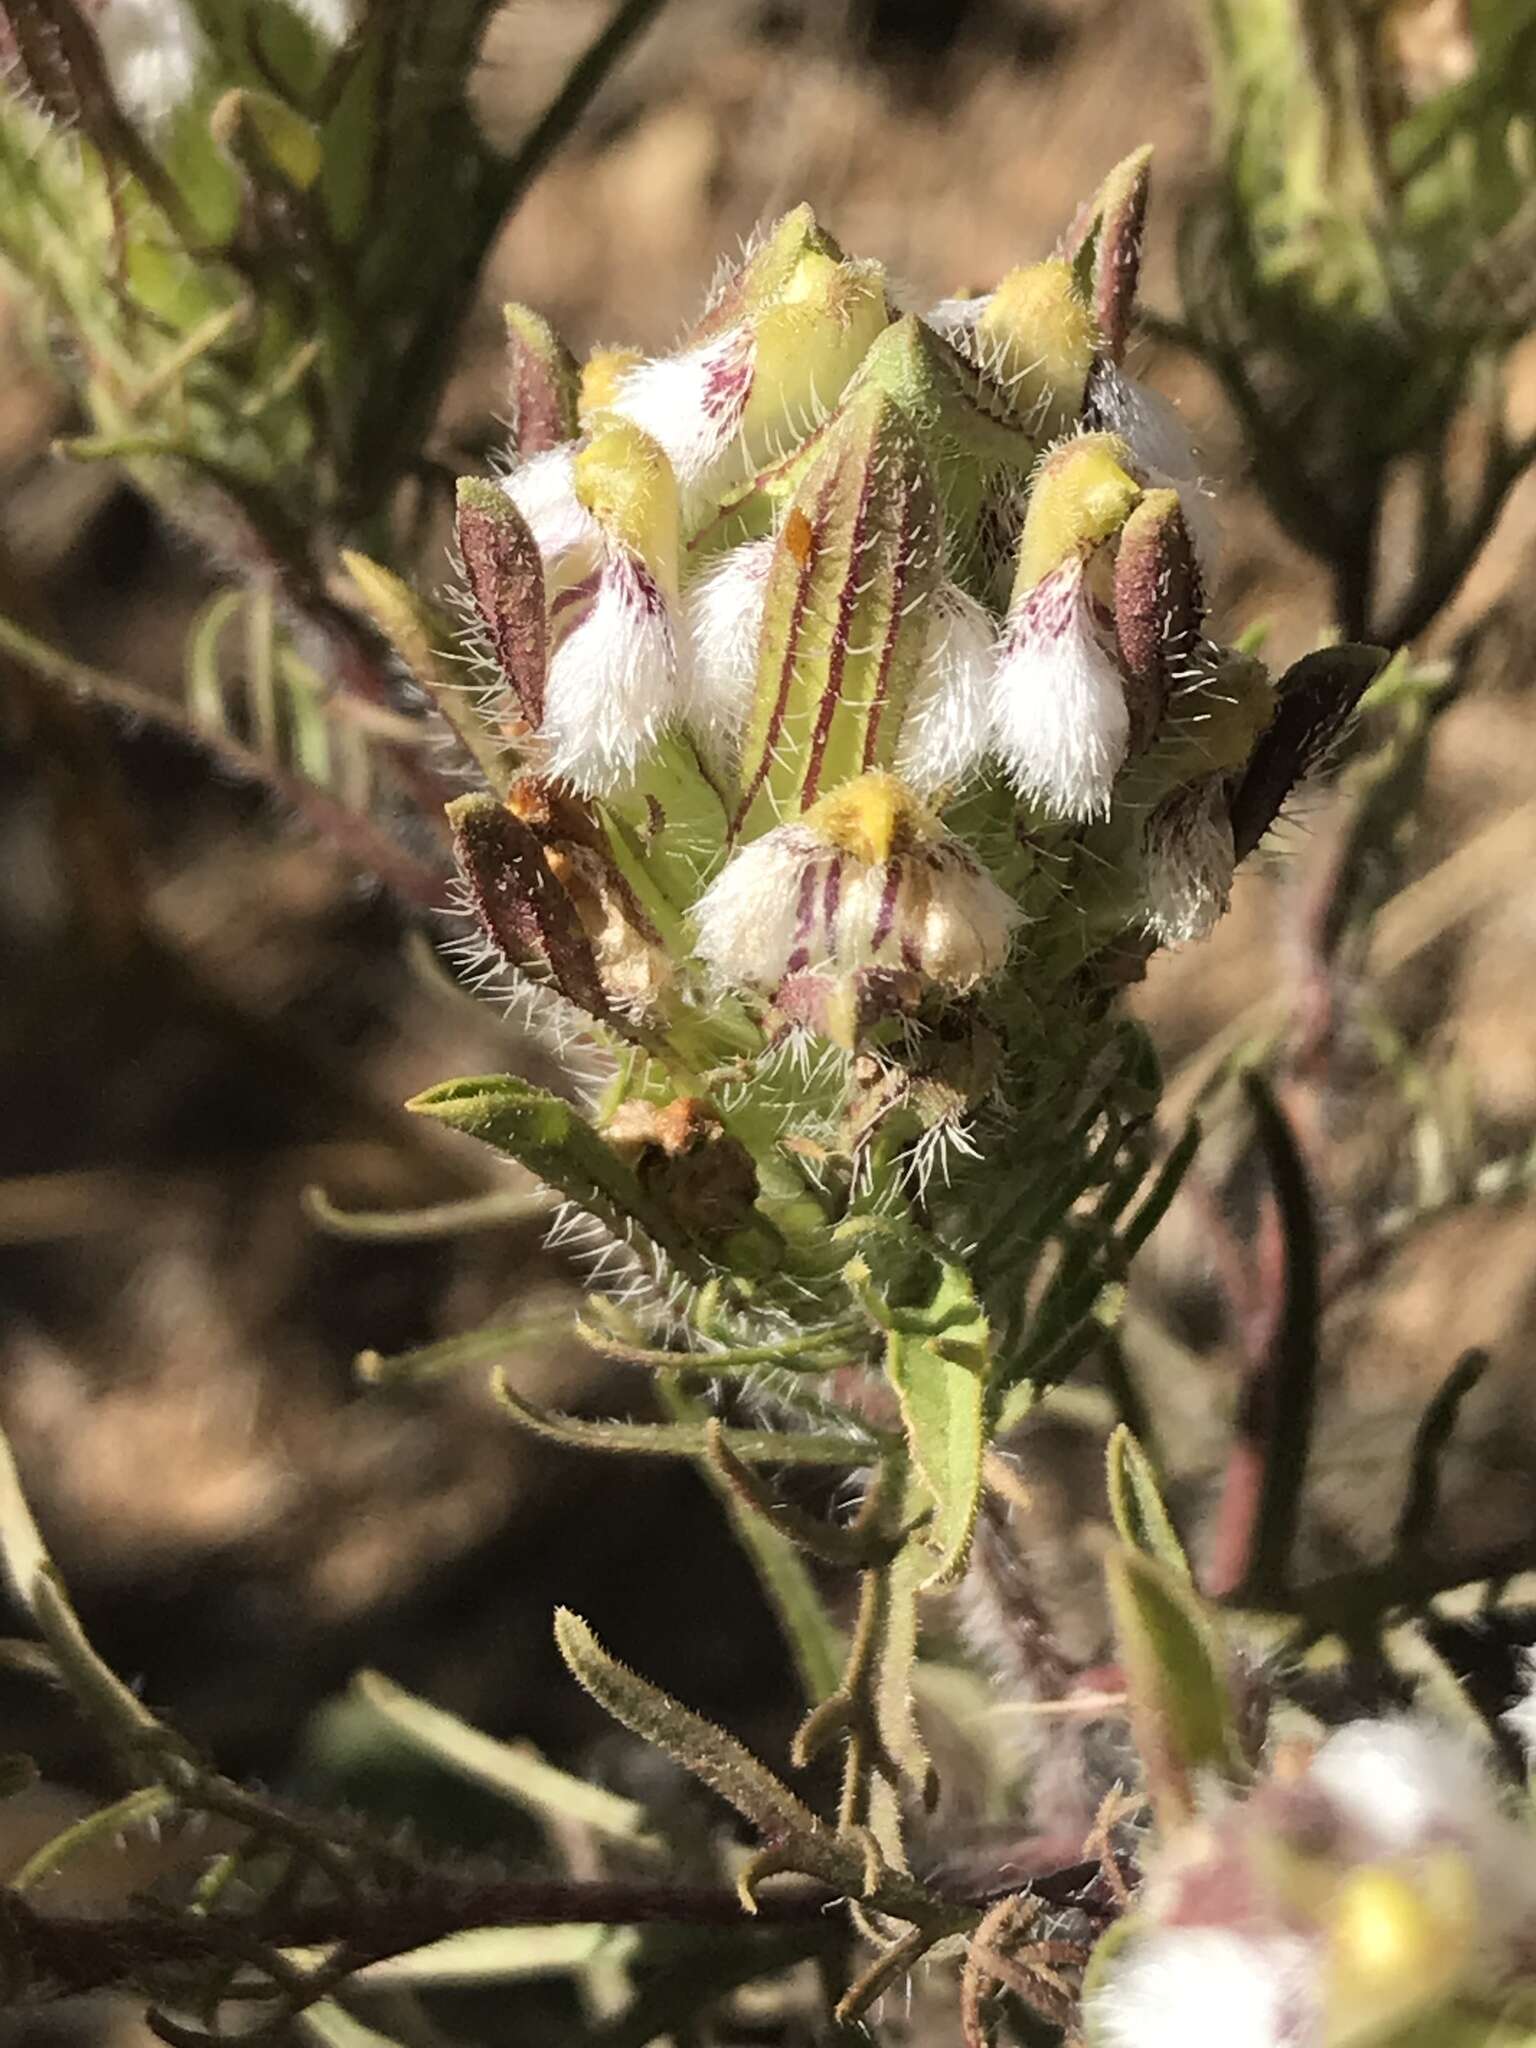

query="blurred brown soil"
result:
[4,0,1536,1911]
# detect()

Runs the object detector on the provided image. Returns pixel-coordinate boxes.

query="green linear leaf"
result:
[354,1669,658,1848]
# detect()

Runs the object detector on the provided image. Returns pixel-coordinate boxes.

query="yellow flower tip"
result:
[977,259,1097,418]
[572,418,680,586]
[1015,432,1141,594]
[1326,1854,1476,2042]
[805,771,933,866]
[579,347,644,423]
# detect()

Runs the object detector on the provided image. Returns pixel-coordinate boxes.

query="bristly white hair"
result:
[1085,1927,1320,2048]
[1142,781,1235,946]
[896,580,997,797]
[682,535,773,762]
[502,445,601,589]
[990,555,1129,821]
[541,543,684,794]
[611,326,756,512]
[1091,362,1220,570]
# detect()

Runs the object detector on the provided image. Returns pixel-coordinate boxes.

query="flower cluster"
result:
[1086,1717,1536,2048]
[454,161,1302,1084]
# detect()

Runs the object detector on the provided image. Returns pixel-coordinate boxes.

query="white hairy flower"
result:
[1503,1652,1536,1768]
[1308,1716,1536,1934]
[540,541,682,794]
[93,0,203,126]
[1086,1926,1320,2048]
[611,326,756,509]
[681,536,774,757]
[86,0,351,127]
[1091,362,1220,567]
[502,445,602,596]
[991,554,1130,820]
[1142,782,1235,946]
[896,580,996,797]
[692,773,1018,995]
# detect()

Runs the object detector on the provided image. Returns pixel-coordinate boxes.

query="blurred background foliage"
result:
[4,0,1536,2041]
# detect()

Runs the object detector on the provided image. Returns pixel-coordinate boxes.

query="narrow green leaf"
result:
[884,1332,984,1587]
[342,550,509,794]
[9,1785,176,1895]
[1106,1425,1191,1582]
[355,1669,658,1847]
[347,1925,635,1986]
[492,1372,882,1469]
[553,1610,825,1844]
[1105,1545,1244,1829]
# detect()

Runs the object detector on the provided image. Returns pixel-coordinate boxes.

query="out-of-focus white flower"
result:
[896,580,996,797]
[82,0,351,128]
[1087,1716,1536,2048]
[1142,781,1235,945]
[1091,362,1219,568]
[681,535,774,757]
[692,771,1017,996]
[1088,1926,1320,2048]
[991,553,1129,820]
[93,0,203,126]
[1502,1652,1536,1769]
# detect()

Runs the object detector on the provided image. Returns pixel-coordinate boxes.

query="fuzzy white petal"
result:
[1143,783,1235,945]
[1087,1927,1321,2048]
[991,557,1129,819]
[612,328,755,502]
[1309,1719,1501,1863]
[502,446,600,586]
[1093,364,1221,568]
[691,828,818,990]
[925,295,986,344]
[692,821,1018,993]
[1504,1653,1536,1766]
[541,546,681,794]
[94,0,204,125]
[682,536,773,759]
[289,0,354,38]
[897,580,996,796]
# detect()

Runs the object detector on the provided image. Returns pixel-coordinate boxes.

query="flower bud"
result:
[1113,487,1206,752]
[1062,145,1153,367]
[503,302,580,457]
[692,771,1018,1006]
[508,419,686,794]
[1089,361,1218,567]
[990,437,1143,820]
[455,477,546,732]
[610,206,889,515]
[730,384,944,840]
[964,259,1098,439]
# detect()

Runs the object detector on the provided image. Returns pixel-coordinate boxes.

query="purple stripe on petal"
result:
[870,860,903,953]
[785,856,821,975]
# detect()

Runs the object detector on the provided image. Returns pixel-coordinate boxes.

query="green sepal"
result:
[1105,1544,1245,1830]
[503,302,580,456]
[406,1075,703,1278]
[845,314,1038,593]
[1105,1425,1192,1582]
[1064,145,1154,365]
[210,87,324,192]
[732,385,943,840]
